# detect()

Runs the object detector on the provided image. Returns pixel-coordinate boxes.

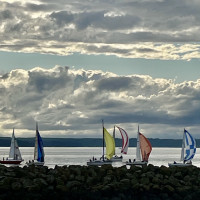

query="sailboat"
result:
[168,129,196,167]
[87,120,115,166]
[26,123,45,166]
[111,126,129,162]
[126,125,152,166]
[0,129,23,165]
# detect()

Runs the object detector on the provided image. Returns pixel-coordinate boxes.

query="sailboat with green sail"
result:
[87,120,115,166]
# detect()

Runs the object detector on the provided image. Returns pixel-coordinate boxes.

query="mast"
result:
[102,120,104,161]
[180,129,186,162]
[136,124,141,161]
[34,122,39,160]
[113,125,115,155]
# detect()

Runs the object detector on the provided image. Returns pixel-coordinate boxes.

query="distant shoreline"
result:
[0,137,199,147]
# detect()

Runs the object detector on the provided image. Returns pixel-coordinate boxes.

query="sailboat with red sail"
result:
[111,125,129,162]
[126,125,152,166]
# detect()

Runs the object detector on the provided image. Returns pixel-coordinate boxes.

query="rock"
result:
[163,184,175,193]
[46,175,55,184]
[103,175,113,184]
[11,181,22,191]
[119,178,130,189]
[56,184,68,192]
[174,172,182,178]
[33,178,48,187]
[66,180,81,190]
[0,163,200,199]
[140,177,150,185]
[21,178,33,188]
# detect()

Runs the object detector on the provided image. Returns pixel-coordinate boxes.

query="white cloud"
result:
[0,66,200,138]
[1,0,200,60]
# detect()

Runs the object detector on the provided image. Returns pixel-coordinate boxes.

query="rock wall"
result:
[0,164,199,200]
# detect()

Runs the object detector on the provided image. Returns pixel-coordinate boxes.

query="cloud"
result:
[0,66,200,138]
[1,0,200,59]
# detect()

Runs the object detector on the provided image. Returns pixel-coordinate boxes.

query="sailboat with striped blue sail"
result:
[26,122,45,166]
[168,129,196,167]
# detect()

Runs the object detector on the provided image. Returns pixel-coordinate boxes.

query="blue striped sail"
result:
[184,129,196,162]
[37,130,44,162]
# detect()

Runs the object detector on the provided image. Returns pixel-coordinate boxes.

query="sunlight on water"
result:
[0,147,199,168]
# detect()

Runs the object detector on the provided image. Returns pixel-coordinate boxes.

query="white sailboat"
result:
[26,123,45,166]
[126,125,152,166]
[168,129,196,167]
[111,126,129,162]
[0,128,23,165]
[87,120,115,166]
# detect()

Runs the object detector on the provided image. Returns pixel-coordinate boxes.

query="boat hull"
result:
[87,160,112,166]
[26,161,44,166]
[0,160,23,165]
[126,160,148,166]
[111,156,123,162]
[168,162,192,167]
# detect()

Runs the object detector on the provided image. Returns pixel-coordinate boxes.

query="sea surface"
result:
[0,147,199,168]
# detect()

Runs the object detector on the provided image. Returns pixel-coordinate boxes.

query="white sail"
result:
[9,129,22,160]
[180,130,185,162]
[136,126,141,161]
[116,126,129,154]
[184,129,196,162]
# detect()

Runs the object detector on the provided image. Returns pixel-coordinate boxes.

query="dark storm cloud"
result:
[96,77,132,91]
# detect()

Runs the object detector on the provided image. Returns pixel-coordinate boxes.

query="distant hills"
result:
[0,137,200,147]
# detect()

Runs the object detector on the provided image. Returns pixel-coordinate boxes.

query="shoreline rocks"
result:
[0,164,199,199]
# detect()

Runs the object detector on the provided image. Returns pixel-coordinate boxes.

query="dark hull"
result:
[0,160,23,164]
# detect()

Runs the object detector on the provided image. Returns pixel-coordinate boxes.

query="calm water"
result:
[0,147,199,168]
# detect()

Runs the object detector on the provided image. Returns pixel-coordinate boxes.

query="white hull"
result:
[26,161,44,166]
[126,160,148,166]
[168,162,192,167]
[87,160,112,166]
[111,156,123,162]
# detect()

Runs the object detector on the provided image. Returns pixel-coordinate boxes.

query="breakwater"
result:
[0,164,199,200]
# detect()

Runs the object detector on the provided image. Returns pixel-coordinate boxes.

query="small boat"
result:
[111,126,129,162]
[87,120,115,166]
[126,125,152,166]
[168,129,196,167]
[0,129,23,165]
[26,123,45,166]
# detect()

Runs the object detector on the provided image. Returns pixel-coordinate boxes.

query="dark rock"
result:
[11,181,22,191]
[21,178,33,188]
[0,164,199,199]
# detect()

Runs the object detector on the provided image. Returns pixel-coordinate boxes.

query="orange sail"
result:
[139,133,152,162]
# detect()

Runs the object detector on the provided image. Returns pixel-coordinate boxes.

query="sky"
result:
[0,0,200,139]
